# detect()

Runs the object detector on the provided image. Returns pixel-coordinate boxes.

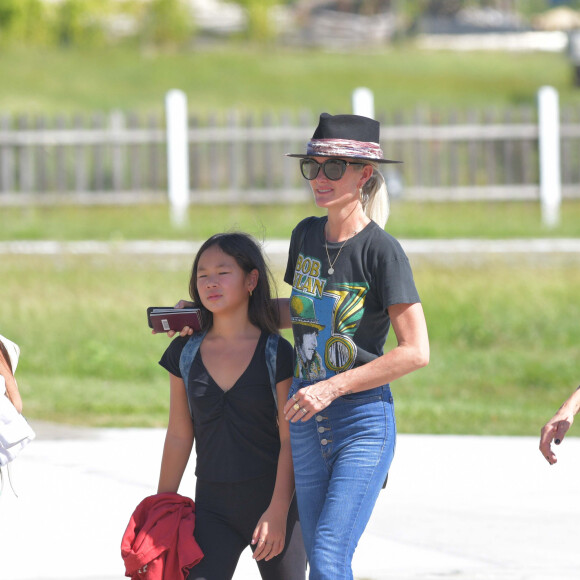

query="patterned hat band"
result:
[306,138,384,161]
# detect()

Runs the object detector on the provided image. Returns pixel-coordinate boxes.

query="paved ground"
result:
[2,238,580,267]
[1,422,578,580]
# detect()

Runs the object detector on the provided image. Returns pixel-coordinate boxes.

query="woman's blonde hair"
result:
[361,163,389,229]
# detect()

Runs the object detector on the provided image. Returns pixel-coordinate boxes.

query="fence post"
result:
[165,89,190,227]
[537,86,561,228]
[352,87,375,118]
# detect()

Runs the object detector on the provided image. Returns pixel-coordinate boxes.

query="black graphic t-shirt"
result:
[284,216,420,380]
[159,332,293,482]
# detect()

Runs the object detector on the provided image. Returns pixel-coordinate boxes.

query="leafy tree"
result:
[0,0,50,46]
[0,0,18,34]
[233,0,280,41]
[140,0,194,51]
[53,0,115,48]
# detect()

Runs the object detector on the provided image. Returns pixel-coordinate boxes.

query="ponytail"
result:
[361,164,389,229]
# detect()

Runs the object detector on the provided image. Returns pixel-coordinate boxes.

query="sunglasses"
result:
[300,158,367,181]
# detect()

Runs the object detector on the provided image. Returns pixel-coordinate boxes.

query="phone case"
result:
[147,307,203,333]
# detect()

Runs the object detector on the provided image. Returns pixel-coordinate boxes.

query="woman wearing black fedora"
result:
[280,112,430,579]
[163,112,429,580]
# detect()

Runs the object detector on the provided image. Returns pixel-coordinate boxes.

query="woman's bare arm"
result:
[285,302,429,421]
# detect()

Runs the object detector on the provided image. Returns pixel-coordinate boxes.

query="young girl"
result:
[157,232,306,580]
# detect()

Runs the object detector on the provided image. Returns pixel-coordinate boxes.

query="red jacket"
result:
[121,493,204,580]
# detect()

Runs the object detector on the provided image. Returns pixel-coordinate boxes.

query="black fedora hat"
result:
[286,112,401,164]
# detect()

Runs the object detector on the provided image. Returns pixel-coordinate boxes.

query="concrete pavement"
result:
[3,238,580,265]
[1,422,578,580]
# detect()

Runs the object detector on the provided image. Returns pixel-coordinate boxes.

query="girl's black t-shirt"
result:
[159,331,293,483]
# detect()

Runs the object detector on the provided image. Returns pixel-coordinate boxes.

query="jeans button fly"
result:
[316,415,323,422]
[318,426,325,433]
[320,438,328,446]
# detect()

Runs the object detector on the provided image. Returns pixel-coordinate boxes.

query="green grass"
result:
[0,44,579,115]
[2,200,580,241]
[390,264,580,435]
[2,254,578,434]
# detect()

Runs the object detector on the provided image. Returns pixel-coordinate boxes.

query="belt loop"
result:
[383,383,392,402]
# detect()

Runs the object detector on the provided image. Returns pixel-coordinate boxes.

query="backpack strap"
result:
[179,331,207,416]
[264,334,280,410]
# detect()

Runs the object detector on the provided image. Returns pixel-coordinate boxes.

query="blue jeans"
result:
[288,378,396,580]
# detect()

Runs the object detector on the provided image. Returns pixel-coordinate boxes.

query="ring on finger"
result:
[292,394,298,402]
[293,403,300,411]
[301,407,307,415]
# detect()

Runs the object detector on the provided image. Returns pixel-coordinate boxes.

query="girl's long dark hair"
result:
[0,340,13,374]
[189,232,280,335]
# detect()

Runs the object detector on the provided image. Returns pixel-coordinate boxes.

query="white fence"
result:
[0,91,579,213]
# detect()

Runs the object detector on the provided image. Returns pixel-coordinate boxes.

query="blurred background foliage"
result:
[1,0,580,50]
[2,1,580,115]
